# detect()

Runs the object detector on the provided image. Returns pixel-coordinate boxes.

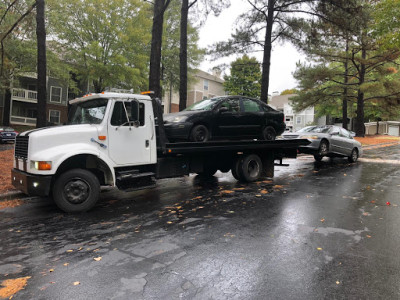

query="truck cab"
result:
[12,93,158,212]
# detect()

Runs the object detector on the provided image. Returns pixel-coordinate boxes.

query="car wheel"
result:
[318,140,329,156]
[348,148,358,163]
[262,126,276,141]
[53,168,100,213]
[313,155,323,162]
[237,154,263,182]
[190,125,209,142]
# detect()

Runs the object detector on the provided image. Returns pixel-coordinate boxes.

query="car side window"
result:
[242,98,261,112]
[219,98,240,113]
[330,127,340,135]
[111,101,145,126]
[340,128,351,139]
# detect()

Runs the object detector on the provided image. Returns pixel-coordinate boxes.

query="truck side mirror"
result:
[131,100,140,127]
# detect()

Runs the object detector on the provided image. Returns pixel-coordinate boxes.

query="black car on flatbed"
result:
[163,96,285,142]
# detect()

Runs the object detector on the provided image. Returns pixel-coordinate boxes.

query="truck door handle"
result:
[146,140,149,148]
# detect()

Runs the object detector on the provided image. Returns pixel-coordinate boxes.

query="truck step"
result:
[116,172,156,191]
[116,170,153,180]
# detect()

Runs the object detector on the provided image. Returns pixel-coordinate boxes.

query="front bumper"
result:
[11,168,52,196]
[164,122,193,140]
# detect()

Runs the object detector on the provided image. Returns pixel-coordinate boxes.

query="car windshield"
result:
[297,126,331,133]
[184,98,222,111]
[68,98,108,125]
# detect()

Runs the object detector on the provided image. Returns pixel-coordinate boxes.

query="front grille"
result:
[15,136,29,159]
[283,135,299,139]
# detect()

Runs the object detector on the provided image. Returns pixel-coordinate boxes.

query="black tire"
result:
[190,125,209,142]
[53,169,100,213]
[313,155,323,162]
[237,154,263,182]
[318,140,329,156]
[348,148,359,163]
[262,126,276,141]
[231,158,242,180]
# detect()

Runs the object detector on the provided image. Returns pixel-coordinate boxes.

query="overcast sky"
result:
[197,0,305,95]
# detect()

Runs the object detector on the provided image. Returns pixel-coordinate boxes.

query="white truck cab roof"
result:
[69,92,152,105]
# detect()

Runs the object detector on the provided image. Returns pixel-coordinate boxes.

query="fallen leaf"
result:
[49,269,54,273]
[260,190,268,194]
[343,174,347,176]
[167,221,173,224]
[317,247,323,251]
[255,194,262,197]
[336,281,340,285]
[273,185,284,189]
[0,276,31,299]
[66,250,73,253]
[73,281,80,286]
[370,200,375,204]
[386,202,391,206]
[366,235,372,238]
[220,190,234,194]
[63,263,69,266]
[320,218,325,223]
[93,257,102,261]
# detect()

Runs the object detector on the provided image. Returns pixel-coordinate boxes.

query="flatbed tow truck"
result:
[11,92,309,212]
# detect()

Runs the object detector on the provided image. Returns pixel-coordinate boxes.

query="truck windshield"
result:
[68,98,108,125]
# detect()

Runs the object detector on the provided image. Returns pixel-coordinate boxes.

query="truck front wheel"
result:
[53,169,100,213]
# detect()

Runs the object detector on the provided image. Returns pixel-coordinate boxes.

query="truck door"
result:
[108,100,153,165]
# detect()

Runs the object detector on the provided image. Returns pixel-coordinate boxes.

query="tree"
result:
[36,0,47,128]
[0,0,37,126]
[48,0,152,93]
[149,0,171,99]
[223,55,261,98]
[281,89,298,95]
[291,0,400,136]
[162,0,204,111]
[179,0,229,111]
[211,0,318,103]
[372,0,400,49]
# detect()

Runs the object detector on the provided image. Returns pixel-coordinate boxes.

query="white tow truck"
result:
[11,92,309,212]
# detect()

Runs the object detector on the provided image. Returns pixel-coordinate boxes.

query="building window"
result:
[296,116,302,124]
[203,80,209,91]
[49,110,60,124]
[50,86,62,103]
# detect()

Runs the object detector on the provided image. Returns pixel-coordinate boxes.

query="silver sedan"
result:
[282,125,363,162]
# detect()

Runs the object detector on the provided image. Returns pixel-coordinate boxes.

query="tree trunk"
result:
[36,0,47,128]
[149,0,168,99]
[179,0,189,111]
[260,0,274,104]
[342,39,349,130]
[3,88,11,126]
[355,47,366,137]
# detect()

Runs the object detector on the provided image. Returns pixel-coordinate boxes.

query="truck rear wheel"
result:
[237,154,263,182]
[53,168,100,213]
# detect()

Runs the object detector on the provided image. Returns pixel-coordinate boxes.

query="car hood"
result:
[163,110,209,122]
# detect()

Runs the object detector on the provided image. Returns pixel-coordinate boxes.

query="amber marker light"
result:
[36,161,52,170]
[98,136,106,140]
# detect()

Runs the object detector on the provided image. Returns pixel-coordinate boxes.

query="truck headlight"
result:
[31,161,52,170]
[299,135,319,140]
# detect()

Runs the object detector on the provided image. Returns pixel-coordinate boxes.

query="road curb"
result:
[0,190,26,201]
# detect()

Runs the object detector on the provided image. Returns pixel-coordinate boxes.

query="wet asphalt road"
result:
[1,144,400,299]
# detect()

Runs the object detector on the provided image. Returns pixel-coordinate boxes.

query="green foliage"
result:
[280,89,298,95]
[223,55,261,98]
[0,0,37,88]
[372,0,400,49]
[47,0,152,93]
[162,0,204,93]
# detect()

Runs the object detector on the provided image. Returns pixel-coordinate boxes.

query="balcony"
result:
[285,121,294,126]
[12,88,38,103]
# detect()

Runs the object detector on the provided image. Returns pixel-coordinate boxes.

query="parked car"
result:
[281,125,362,162]
[163,96,286,142]
[0,127,18,143]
